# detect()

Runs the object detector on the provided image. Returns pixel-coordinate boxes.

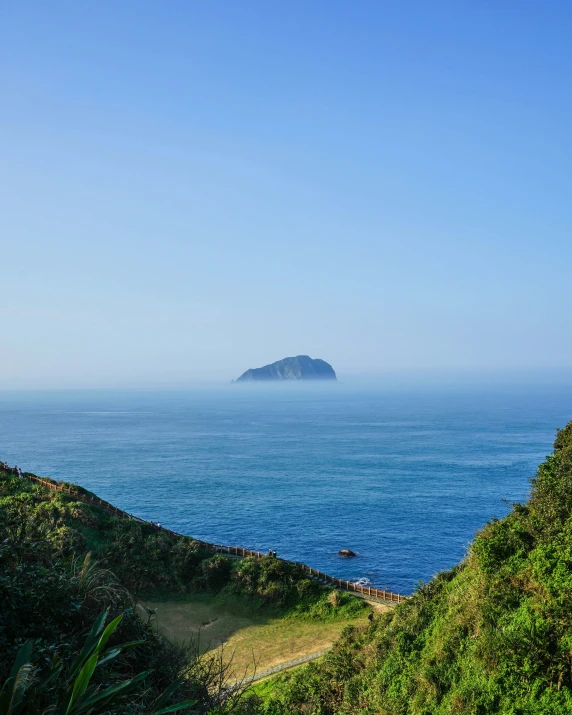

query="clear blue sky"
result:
[1,1,571,387]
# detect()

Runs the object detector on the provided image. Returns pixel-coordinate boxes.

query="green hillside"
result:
[250,421,572,714]
[0,467,346,605]
[0,465,362,714]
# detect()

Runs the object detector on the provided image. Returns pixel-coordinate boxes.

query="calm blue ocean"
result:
[1,382,570,594]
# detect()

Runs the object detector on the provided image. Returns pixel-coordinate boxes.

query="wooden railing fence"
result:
[2,464,407,605]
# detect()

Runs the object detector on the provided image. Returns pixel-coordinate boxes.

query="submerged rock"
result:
[338,549,356,558]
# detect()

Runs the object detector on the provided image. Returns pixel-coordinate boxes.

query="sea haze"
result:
[1,381,570,594]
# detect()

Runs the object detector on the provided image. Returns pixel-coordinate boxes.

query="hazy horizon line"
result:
[2,366,572,392]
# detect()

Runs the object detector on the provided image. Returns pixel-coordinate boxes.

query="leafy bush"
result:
[232,556,322,608]
[0,611,196,715]
[289,589,365,621]
[328,590,341,608]
[197,555,232,592]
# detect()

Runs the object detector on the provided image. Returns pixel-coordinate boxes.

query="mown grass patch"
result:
[139,591,379,679]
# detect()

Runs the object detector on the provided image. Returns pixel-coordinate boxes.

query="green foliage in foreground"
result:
[1,611,196,715]
[245,420,572,714]
[0,500,251,714]
[0,548,205,714]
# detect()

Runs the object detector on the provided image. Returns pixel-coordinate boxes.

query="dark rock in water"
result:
[236,355,337,382]
[338,549,356,558]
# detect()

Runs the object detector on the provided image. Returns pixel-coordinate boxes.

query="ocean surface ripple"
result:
[1,383,570,594]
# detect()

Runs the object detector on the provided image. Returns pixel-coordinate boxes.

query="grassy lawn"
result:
[139,593,388,679]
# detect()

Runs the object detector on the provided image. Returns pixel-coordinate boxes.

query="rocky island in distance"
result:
[235,355,337,382]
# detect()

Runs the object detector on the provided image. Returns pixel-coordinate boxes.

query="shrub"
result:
[198,555,232,592]
[52,524,86,554]
[232,556,321,607]
[171,539,204,582]
[328,589,341,608]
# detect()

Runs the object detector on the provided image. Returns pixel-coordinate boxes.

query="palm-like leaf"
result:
[0,613,197,715]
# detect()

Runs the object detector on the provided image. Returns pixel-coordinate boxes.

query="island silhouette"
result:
[235,355,337,381]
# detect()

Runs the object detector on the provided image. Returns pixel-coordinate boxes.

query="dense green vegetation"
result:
[0,493,225,713]
[0,468,337,610]
[231,557,363,620]
[0,465,359,713]
[246,421,572,714]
